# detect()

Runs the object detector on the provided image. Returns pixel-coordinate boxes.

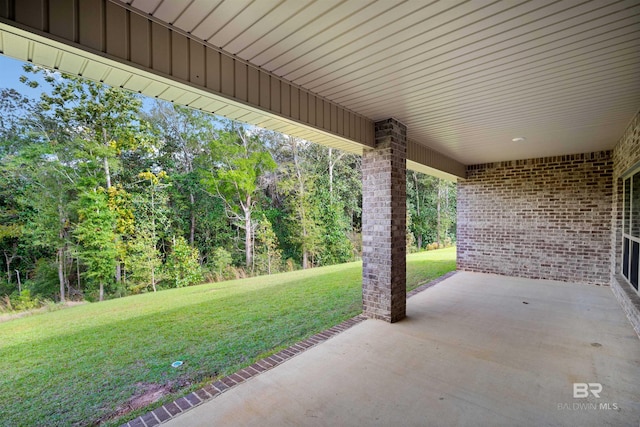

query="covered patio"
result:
[1,1,640,425]
[159,272,640,426]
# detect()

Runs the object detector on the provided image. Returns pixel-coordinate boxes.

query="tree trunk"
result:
[413,172,421,249]
[76,257,81,293]
[328,148,334,196]
[3,251,11,285]
[413,172,420,216]
[57,248,66,303]
[151,183,157,292]
[15,270,21,294]
[437,182,442,246]
[251,225,255,273]
[303,250,309,270]
[102,127,121,285]
[102,128,112,188]
[99,282,104,301]
[65,250,71,298]
[189,191,196,246]
[244,198,252,268]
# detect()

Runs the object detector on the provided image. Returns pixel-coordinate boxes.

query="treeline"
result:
[0,66,456,305]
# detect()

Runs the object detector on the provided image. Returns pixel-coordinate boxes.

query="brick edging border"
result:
[120,271,457,427]
[407,271,457,298]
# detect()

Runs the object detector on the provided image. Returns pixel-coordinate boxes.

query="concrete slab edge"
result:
[611,274,640,340]
[120,270,457,427]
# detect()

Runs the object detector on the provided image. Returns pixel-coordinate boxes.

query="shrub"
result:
[12,289,41,311]
[210,247,233,280]
[163,236,203,288]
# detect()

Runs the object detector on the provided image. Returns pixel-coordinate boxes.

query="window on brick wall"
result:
[622,170,640,293]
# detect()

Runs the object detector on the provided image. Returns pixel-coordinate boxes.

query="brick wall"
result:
[610,110,640,337]
[458,151,613,286]
[611,111,640,274]
[361,118,406,323]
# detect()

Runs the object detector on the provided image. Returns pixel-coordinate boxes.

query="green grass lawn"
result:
[0,247,455,427]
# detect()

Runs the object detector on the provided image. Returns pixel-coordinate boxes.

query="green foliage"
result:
[254,215,282,275]
[0,66,456,305]
[406,209,417,253]
[11,289,40,311]
[407,171,457,249]
[74,189,117,299]
[27,258,60,297]
[202,124,277,268]
[163,236,203,288]
[316,200,354,265]
[126,233,161,293]
[209,247,233,280]
[125,171,169,293]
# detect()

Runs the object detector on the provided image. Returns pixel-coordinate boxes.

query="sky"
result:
[0,54,156,111]
[0,54,51,98]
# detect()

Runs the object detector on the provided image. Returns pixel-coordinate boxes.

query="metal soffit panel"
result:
[0,22,364,158]
[121,0,640,165]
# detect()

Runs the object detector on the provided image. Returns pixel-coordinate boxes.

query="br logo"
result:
[573,383,602,398]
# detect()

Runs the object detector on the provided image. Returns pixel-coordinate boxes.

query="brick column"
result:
[362,118,407,322]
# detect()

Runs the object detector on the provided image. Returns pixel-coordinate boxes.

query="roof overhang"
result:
[1,0,639,180]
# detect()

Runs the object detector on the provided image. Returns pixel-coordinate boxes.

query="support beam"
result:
[362,118,407,322]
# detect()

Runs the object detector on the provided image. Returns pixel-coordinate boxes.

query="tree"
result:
[316,198,354,265]
[148,102,218,247]
[74,189,117,301]
[126,171,169,293]
[10,134,80,303]
[254,215,282,275]
[164,236,202,288]
[21,65,152,283]
[0,59,459,305]
[407,171,457,248]
[274,136,323,269]
[203,123,276,269]
[210,247,232,280]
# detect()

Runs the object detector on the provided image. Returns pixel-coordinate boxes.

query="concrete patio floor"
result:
[165,272,640,427]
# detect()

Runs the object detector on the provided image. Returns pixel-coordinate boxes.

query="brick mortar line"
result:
[122,271,456,427]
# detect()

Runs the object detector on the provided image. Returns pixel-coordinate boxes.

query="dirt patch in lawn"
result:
[94,382,174,426]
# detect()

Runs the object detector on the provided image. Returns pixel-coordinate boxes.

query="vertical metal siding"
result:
[129,12,149,68]
[189,38,204,86]
[299,90,307,122]
[151,22,169,75]
[281,83,290,117]
[205,47,220,92]
[15,0,45,31]
[170,32,188,82]
[270,77,280,113]
[290,86,299,120]
[0,0,468,178]
[234,60,246,102]
[49,0,75,41]
[247,65,259,105]
[259,72,269,109]
[105,1,127,60]
[78,0,103,51]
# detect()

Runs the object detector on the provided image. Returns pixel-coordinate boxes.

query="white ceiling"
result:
[122,0,639,164]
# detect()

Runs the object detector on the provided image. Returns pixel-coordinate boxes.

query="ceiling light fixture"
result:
[511,137,526,142]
